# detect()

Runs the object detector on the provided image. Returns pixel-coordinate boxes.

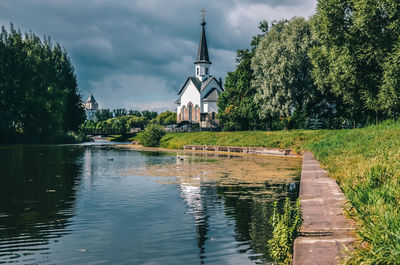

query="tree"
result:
[127,116,148,130]
[113,108,127,117]
[309,0,400,124]
[0,24,84,142]
[217,21,268,131]
[217,49,260,131]
[128,109,142,117]
[252,18,319,129]
[138,124,166,147]
[142,110,158,120]
[154,111,176,125]
[95,109,113,122]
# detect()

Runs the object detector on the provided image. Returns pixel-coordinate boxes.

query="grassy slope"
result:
[160,121,400,264]
[160,130,326,151]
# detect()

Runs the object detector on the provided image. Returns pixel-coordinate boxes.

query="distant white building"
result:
[175,16,223,128]
[84,94,98,121]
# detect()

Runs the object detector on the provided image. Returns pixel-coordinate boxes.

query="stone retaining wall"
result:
[183,145,295,156]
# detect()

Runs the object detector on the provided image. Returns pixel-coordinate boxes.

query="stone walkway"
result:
[293,152,355,265]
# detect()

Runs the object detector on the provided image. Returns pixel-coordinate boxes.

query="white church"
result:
[176,14,224,128]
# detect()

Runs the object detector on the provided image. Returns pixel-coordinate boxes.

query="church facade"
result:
[176,16,223,128]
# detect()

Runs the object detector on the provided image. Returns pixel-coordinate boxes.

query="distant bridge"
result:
[83,128,139,136]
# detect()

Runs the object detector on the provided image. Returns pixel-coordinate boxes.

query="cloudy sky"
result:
[0,0,317,111]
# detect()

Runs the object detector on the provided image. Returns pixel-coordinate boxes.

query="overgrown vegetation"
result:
[0,24,85,143]
[268,199,302,265]
[160,120,400,264]
[138,124,166,147]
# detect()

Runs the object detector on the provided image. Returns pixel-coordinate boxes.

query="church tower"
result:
[194,16,211,82]
[175,10,224,128]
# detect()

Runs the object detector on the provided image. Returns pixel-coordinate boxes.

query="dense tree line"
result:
[218,0,400,130]
[0,24,85,142]
[81,110,176,133]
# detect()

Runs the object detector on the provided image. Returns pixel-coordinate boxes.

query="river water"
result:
[0,142,301,265]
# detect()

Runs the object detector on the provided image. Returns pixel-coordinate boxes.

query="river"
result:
[0,142,301,265]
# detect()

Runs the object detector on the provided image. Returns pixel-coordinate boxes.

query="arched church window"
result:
[181,106,185,120]
[188,104,193,121]
[205,68,208,75]
[195,105,199,121]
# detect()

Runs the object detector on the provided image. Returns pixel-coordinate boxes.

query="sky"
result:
[0,0,317,112]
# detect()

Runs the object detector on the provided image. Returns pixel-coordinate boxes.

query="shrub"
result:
[139,124,166,147]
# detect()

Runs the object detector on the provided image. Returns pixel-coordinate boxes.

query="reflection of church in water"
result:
[175,154,220,259]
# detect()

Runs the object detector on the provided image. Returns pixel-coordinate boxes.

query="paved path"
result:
[293,152,355,265]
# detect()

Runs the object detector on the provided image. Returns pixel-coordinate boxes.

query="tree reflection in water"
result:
[0,145,84,263]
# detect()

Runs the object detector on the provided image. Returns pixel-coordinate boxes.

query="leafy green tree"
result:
[252,18,318,129]
[217,21,268,131]
[218,49,260,131]
[128,109,142,117]
[310,0,400,124]
[142,110,158,120]
[113,108,127,117]
[127,116,148,130]
[0,24,84,142]
[95,109,113,122]
[154,111,176,125]
[139,124,166,147]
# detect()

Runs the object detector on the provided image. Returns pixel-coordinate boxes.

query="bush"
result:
[138,124,166,147]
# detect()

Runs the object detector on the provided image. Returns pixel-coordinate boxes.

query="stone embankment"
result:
[183,145,294,156]
[294,152,355,265]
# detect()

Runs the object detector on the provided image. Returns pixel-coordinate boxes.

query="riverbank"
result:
[157,120,400,264]
[0,131,92,145]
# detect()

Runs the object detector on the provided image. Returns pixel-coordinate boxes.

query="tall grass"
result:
[160,120,400,263]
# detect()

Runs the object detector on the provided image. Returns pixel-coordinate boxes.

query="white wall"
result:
[177,80,201,115]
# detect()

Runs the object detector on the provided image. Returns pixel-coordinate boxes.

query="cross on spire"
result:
[200,8,206,19]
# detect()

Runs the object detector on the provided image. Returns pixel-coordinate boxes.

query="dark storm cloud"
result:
[0,0,316,110]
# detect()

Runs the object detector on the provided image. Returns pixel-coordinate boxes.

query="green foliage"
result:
[217,22,268,131]
[82,110,177,133]
[113,108,128,117]
[252,17,325,129]
[141,110,158,120]
[153,111,176,125]
[218,49,260,131]
[0,24,85,142]
[268,199,302,264]
[95,109,113,122]
[310,0,400,124]
[138,124,166,147]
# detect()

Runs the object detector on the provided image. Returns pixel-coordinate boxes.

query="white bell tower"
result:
[194,9,211,82]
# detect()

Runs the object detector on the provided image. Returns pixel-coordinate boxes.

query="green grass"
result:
[159,121,400,264]
[159,130,326,151]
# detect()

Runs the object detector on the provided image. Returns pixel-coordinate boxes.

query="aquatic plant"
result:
[268,198,302,265]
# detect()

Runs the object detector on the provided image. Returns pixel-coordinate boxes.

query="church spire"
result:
[195,9,211,64]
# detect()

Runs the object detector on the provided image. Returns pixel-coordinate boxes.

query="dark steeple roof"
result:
[195,18,211,64]
[87,94,96,103]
